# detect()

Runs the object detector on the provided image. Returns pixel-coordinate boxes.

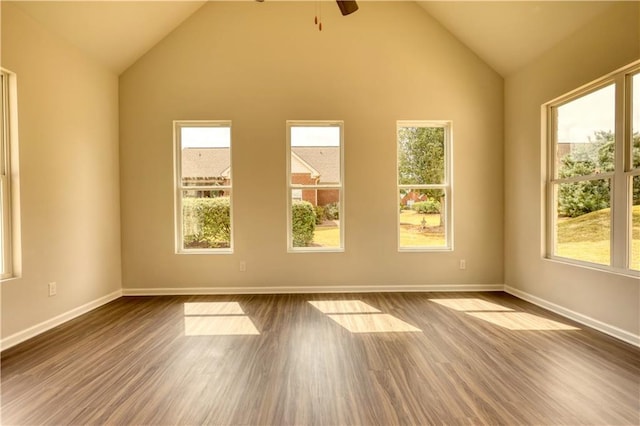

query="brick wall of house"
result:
[401,191,427,206]
[317,189,339,206]
[292,173,319,205]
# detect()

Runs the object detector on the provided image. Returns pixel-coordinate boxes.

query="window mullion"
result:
[612,75,628,268]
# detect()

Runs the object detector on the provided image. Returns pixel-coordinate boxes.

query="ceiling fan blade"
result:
[336,1,359,16]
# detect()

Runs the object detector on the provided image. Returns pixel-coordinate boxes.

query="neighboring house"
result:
[181,148,231,197]
[182,146,340,206]
[291,147,340,206]
[400,191,427,207]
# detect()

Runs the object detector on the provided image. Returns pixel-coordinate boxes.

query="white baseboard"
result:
[122,284,505,296]
[1,289,123,352]
[504,286,640,348]
[7,285,635,352]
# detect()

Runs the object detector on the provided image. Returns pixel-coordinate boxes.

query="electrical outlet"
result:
[239,261,246,272]
[48,282,57,297]
[459,259,466,270]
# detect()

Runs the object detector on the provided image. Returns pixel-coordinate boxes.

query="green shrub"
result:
[314,205,326,225]
[557,131,639,217]
[412,199,440,214]
[183,197,231,248]
[324,202,340,220]
[292,200,316,246]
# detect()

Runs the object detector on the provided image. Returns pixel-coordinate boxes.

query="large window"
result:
[286,121,344,252]
[0,70,16,279]
[631,72,640,271]
[397,121,452,251]
[547,61,639,274]
[174,121,233,253]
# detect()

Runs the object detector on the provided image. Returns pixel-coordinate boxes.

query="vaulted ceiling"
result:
[9,1,623,77]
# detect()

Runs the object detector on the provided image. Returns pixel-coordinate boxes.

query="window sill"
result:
[544,256,640,279]
[177,249,233,255]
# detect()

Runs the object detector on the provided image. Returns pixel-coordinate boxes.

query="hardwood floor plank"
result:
[2,292,639,425]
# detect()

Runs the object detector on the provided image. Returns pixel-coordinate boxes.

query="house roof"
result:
[181,147,340,183]
[182,148,230,179]
[292,147,340,184]
[291,152,320,179]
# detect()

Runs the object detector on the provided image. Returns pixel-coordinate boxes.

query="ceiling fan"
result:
[255,0,359,17]
[336,1,359,16]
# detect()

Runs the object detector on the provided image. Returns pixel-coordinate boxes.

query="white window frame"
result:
[286,120,345,253]
[174,120,233,254]
[0,70,18,280]
[397,120,453,252]
[545,60,640,275]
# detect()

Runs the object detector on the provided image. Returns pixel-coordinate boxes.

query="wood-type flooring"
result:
[1,292,639,425]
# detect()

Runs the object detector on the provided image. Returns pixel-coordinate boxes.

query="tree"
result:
[398,127,445,225]
[398,127,445,187]
[558,130,639,217]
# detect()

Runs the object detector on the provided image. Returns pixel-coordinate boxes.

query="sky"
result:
[181,125,341,148]
[291,126,340,147]
[557,75,640,143]
[181,126,230,148]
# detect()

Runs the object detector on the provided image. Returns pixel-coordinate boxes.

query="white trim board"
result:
[0,290,122,352]
[122,284,505,296]
[504,286,640,348]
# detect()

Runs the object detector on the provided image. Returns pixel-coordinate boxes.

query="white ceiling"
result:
[10,1,621,77]
[13,1,207,74]
[417,1,615,76]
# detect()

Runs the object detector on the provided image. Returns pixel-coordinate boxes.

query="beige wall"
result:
[119,2,504,291]
[1,3,122,339]
[505,3,640,337]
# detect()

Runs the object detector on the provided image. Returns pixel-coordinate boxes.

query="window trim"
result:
[396,120,454,252]
[173,120,233,254]
[544,60,640,275]
[286,120,345,253]
[0,69,19,280]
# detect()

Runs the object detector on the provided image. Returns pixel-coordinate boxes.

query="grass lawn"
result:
[309,206,640,271]
[557,205,639,270]
[311,222,341,247]
[309,211,445,248]
[399,210,445,247]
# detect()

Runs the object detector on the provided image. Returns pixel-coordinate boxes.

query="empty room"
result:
[1,1,639,424]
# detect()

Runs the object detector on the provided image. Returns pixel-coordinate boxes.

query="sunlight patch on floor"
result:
[184,301,245,316]
[309,300,421,333]
[184,316,260,336]
[429,298,514,312]
[328,313,422,333]
[467,312,580,331]
[429,298,580,332]
[183,302,260,336]
[308,300,381,314]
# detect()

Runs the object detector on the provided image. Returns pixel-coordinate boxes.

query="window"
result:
[174,121,233,253]
[0,70,16,279]
[546,61,639,274]
[397,121,452,251]
[631,72,640,271]
[286,121,344,252]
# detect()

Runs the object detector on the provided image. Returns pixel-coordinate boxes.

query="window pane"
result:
[555,179,611,265]
[181,127,231,186]
[398,127,445,185]
[556,84,615,178]
[290,126,340,186]
[399,189,446,248]
[633,73,639,169]
[182,191,231,249]
[632,175,639,271]
[291,190,340,248]
[0,75,5,274]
